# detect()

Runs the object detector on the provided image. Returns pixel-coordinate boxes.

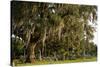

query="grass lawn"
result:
[15,57,97,66]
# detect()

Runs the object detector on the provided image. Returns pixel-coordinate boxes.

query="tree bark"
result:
[42,27,47,57]
[39,50,42,61]
[58,20,64,40]
[30,43,36,63]
[25,26,35,63]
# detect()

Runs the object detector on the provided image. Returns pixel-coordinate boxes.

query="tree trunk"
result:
[63,55,65,60]
[25,30,31,63]
[58,20,64,40]
[25,26,35,63]
[39,50,42,61]
[29,43,36,63]
[42,27,47,57]
[26,41,39,63]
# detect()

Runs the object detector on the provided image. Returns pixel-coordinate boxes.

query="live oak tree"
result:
[11,1,97,63]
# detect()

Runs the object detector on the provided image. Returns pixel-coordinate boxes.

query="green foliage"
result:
[11,1,97,64]
[12,37,24,59]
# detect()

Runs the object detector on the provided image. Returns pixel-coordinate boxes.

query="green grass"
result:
[15,57,97,66]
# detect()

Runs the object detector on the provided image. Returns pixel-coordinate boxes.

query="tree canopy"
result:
[11,1,97,64]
